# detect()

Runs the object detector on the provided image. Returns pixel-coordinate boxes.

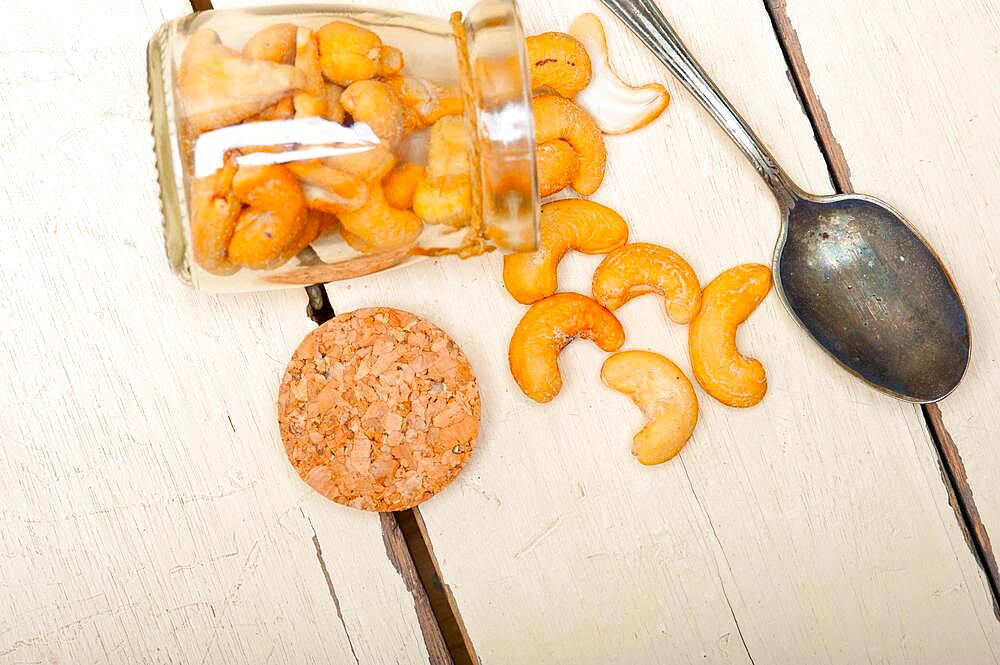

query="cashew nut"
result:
[338,182,423,253]
[688,264,772,408]
[601,351,698,465]
[526,32,592,98]
[384,75,464,128]
[242,23,297,64]
[504,199,628,304]
[569,14,670,135]
[324,144,397,182]
[379,46,405,77]
[247,96,294,122]
[340,79,406,147]
[509,293,625,403]
[190,158,241,275]
[532,94,606,195]
[178,30,306,132]
[292,28,327,118]
[383,163,426,210]
[227,164,307,269]
[316,21,383,85]
[413,175,472,227]
[286,160,368,214]
[263,207,329,270]
[413,116,472,226]
[322,83,346,123]
[535,139,578,197]
[592,243,702,324]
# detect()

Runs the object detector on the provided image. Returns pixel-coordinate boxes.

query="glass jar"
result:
[148,1,538,292]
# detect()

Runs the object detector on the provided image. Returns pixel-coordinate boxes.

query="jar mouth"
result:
[459,0,539,253]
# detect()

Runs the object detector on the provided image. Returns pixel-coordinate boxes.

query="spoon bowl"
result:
[601,0,971,401]
[776,192,969,401]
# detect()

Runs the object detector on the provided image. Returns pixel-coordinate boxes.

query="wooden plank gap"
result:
[762,0,1000,617]
[762,0,853,192]
[380,513,455,665]
[397,508,480,665]
[924,404,1000,619]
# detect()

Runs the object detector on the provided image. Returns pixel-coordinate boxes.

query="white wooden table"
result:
[2,0,999,663]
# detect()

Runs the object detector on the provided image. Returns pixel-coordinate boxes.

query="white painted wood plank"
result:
[782,0,1000,630]
[202,0,1000,662]
[0,2,438,663]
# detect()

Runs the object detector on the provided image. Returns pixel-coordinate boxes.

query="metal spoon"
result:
[600,0,970,402]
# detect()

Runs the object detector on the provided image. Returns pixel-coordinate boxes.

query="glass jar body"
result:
[148,1,537,292]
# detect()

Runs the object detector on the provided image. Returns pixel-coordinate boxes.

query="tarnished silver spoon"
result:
[600,0,970,402]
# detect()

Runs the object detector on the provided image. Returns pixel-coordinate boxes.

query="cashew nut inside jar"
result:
[148,0,539,292]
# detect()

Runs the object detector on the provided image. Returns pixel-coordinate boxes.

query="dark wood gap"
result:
[761,0,1000,617]
[184,0,477,655]
[396,509,480,665]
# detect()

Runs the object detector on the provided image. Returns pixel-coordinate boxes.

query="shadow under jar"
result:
[148,1,538,292]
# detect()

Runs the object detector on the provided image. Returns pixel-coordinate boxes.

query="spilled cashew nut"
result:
[688,264,772,408]
[178,30,306,132]
[526,32,592,98]
[533,94,606,195]
[592,242,702,324]
[569,14,670,135]
[601,351,698,465]
[383,163,426,210]
[504,199,628,304]
[338,182,423,253]
[509,293,625,403]
[340,80,406,147]
[535,139,578,197]
[228,164,306,269]
[316,21,383,85]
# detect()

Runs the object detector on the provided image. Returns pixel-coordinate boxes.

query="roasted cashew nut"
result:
[504,199,628,304]
[292,27,327,118]
[688,263,772,408]
[526,32,593,98]
[338,182,423,253]
[316,21,383,86]
[286,160,368,214]
[535,139,578,197]
[569,14,671,135]
[601,351,698,465]
[592,242,702,324]
[532,94,607,195]
[509,293,625,403]
[340,79,406,148]
[383,163,426,210]
[190,158,241,275]
[242,23,297,64]
[178,30,306,132]
[227,164,307,269]
[384,75,464,128]
[413,116,473,226]
[412,176,472,227]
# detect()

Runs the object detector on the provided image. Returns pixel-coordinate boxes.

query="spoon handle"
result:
[599,0,798,203]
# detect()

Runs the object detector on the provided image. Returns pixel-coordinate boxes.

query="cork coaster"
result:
[278,307,480,512]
